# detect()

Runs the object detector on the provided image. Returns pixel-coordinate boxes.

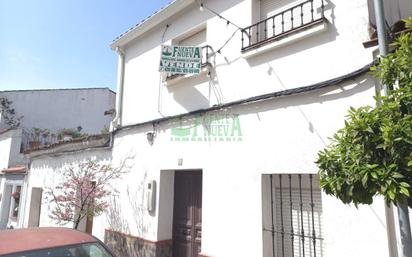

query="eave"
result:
[110,0,195,50]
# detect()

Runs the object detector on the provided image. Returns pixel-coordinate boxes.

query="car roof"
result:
[0,227,97,255]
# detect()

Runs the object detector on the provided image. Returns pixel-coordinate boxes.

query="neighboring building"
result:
[18,1,412,257]
[0,88,116,135]
[0,129,25,229]
[0,88,115,229]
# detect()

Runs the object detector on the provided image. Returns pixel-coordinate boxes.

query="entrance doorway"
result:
[172,170,202,257]
[28,187,43,227]
[0,185,13,229]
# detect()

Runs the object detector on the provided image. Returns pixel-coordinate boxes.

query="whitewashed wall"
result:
[0,133,13,171]
[105,74,390,257]
[120,0,372,125]
[0,88,115,134]
[24,149,113,239]
[0,175,4,212]
[27,79,392,256]
[0,129,23,170]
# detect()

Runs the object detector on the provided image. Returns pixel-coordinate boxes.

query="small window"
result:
[178,29,206,47]
[11,185,22,218]
[260,0,293,20]
[262,174,324,257]
[367,0,412,38]
[166,27,209,80]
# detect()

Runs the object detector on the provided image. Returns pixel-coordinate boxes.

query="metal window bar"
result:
[310,174,317,257]
[241,0,325,51]
[264,174,323,257]
[288,174,295,257]
[270,175,276,257]
[279,174,285,257]
[165,45,213,80]
[299,174,306,257]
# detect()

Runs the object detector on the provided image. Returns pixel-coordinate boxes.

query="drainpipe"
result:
[373,2,398,256]
[373,1,412,257]
[113,46,125,129]
[373,0,388,56]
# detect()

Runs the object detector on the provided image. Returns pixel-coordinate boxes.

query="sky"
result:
[0,0,171,92]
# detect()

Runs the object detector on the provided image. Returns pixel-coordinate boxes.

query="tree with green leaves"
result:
[317,20,412,257]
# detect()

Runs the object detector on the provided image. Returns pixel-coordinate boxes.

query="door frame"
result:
[172,170,203,257]
[0,173,26,229]
[0,184,13,229]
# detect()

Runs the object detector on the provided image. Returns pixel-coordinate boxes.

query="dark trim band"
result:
[115,61,375,134]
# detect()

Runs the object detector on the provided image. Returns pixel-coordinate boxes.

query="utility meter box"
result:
[146,180,156,213]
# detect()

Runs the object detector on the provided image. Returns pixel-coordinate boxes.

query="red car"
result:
[0,227,117,257]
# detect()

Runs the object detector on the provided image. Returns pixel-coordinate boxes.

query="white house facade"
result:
[18,1,412,257]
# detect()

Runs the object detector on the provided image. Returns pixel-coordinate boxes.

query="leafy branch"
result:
[316,19,412,207]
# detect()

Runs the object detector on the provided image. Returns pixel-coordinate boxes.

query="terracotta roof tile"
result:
[2,165,26,174]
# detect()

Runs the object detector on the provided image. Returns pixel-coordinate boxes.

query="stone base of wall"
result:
[104,229,172,257]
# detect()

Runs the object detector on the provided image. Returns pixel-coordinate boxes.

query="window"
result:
[177,28,206,47]
[260,0,294,20]
[367,0,412,35]
[262,174,323,257]
[11,185,21,219]
[165,27,211,81]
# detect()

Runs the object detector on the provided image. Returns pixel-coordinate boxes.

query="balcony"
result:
[21,129,57,152]
[21,128,88,152]
[241,0,325,52]
[165,45,213,81]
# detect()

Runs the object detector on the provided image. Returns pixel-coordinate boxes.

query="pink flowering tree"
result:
[46,160,127,229]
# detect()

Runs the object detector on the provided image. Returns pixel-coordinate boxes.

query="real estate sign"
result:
[159,45,202,75]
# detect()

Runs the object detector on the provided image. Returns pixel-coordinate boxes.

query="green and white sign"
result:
[159,45,202,74]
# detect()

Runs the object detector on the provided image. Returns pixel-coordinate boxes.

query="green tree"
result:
[316,20,412,256]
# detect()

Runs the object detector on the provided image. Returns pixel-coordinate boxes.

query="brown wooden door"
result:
[173,171,202,257]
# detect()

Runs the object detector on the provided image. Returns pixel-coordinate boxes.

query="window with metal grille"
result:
[262,174,324,257]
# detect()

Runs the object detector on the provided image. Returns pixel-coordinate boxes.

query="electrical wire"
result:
[200,3,243,30]
[213,28,240,56]
[115,61,375,134]
[199,2,244,55]
[161,24,170,43]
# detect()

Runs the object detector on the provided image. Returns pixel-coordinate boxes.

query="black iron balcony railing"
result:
[241,0,325,51]
[166,45,213,80]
